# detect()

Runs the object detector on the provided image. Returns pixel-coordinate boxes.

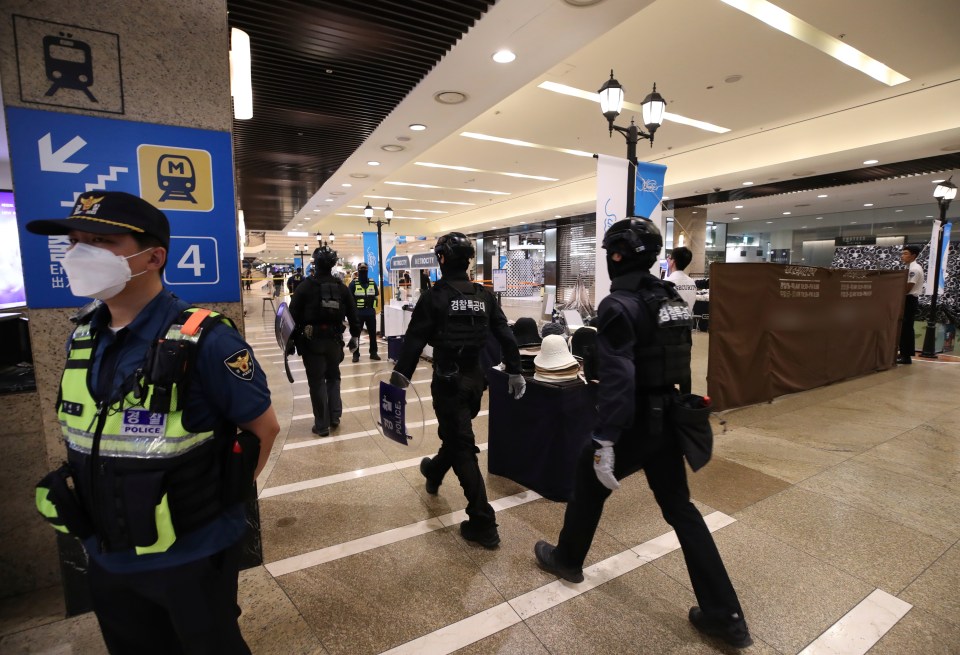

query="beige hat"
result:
[534,334,577,371]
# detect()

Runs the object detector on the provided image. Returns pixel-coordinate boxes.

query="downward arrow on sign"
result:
[39,133,88,173]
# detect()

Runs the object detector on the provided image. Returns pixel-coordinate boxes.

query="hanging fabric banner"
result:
[925,221,941,295]
[362,231,381,285]
[634,161,667,220]
[939,223,952,294]
[595,154,629,304]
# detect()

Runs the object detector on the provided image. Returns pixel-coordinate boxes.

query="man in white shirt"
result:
[898,245,924,365]
[665,246,698,311]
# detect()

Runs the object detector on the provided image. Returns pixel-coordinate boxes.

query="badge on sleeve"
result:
[224,349,255,381]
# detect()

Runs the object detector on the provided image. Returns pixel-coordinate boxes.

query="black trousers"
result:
[88,541,250,655]
[899,295,918,359]
[554,436,743,620]
[423,363,496,528]
[357,312,378,355]
[300,336,344,431]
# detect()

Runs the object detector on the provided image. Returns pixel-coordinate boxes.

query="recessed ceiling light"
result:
[732,217,740,220]
[434,91,467,105]
[692,211,698,214]
[409,124,427,131]
[663,196,670,200]
[492,49,516,63]
[385,181,509,195]
[766,221,773,224]
[863,159,879,165]
[932,179,946,184]
[926,215,934,218]
[330,191,345,196]
[801,226,807,229]
[895,209,904,212]
[742,181,754,186]
[782,212,791,215]
[816,217,823,220]
[851,221,858,224]
[735,205,743,209]
[350,173,369,179]
[817,194,828,198]
[367,161,380,166]
[863,203,873,207]
[313,209,321,212]
[341,183,352,188]
[381,144,405,152]
[719,0,908,86]
[325,198,334,202]
[554,215,561,218]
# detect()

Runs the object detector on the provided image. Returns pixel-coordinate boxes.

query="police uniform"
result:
[537,219,750,648]
[394,269,522,541]
[53,291,270,654]
[290,270,360,434]
[348,272,379,359]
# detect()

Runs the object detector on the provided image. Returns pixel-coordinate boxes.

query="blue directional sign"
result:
[6,107,239,308]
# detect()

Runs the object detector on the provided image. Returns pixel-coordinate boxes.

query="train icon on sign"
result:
[157,154,197,203]
[138,145,213,211]
[43,34,98,103]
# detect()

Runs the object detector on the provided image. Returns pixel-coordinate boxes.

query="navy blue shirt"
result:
[79,290,272,572]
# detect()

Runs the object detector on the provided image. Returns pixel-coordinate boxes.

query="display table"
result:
[487,368,596,501]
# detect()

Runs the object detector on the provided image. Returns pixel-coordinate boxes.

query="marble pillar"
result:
[0,0,239,600]
[673,206,708,275]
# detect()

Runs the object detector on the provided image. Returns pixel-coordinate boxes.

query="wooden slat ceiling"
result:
[227,0,496,232]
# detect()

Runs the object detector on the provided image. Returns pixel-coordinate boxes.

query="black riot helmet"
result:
[434,232,475,273]
[312,245,338,272]
[602,217,662,277]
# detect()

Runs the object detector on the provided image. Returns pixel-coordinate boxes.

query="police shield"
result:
[367,370,425,447]
[275,302,297,383]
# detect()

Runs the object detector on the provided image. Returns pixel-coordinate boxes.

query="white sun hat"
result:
[534,334,578,371]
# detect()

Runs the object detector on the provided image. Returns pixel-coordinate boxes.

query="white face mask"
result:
[61,243,153,300]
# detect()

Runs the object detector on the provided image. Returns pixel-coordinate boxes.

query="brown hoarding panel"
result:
[707,263,906,410]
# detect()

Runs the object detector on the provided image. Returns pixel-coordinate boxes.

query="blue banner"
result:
[634,161,667,219]
[362,231,380,286]
[939,223,952,294]
[7,107,239,308]
[379,381,408,445]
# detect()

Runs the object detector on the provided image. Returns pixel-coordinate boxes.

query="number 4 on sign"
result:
[178,244,206,277]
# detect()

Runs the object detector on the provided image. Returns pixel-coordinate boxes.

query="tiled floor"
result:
[3,291,960,654]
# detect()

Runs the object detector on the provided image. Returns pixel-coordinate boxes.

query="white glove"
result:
[507,374,526,400]
[592,439,620,491]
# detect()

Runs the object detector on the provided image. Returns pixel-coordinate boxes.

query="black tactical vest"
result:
[302,277,344,328]
[614,275,693,391]
[431,279,489,351]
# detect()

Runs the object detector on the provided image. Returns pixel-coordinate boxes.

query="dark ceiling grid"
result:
[227,0,496,231]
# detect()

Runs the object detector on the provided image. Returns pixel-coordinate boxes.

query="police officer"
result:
[28,191,280,654]
[392,233,526,548]
[534,218,752,649]
[348,263,381,362]
[290,246,361,436]
[286,267,304,295]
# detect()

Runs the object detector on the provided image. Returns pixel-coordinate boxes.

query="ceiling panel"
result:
[227,0,496,231]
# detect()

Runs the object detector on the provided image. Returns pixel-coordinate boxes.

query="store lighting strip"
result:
[366,195,475,206]
[537,81,730,134]
[415,162,558,181]
[460,132,594,158]
[336,213,426,220]
[719,0,909,86]
[348,205,447,214]
[385,181,510,195]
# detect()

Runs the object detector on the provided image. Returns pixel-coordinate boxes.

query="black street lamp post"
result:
[364,202,393,338]
[919,177,957,359]
[598,70,666,217]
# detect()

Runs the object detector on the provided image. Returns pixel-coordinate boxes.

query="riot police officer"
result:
[290,246,361,436]
[348,263,380,362]
[392,233,526,548]
[534,218,752,649]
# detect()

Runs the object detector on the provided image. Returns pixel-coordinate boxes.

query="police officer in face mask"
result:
[348,263,381,362]
[534,218,753,649]
[290,246,361,436]
[392,233,526,549]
